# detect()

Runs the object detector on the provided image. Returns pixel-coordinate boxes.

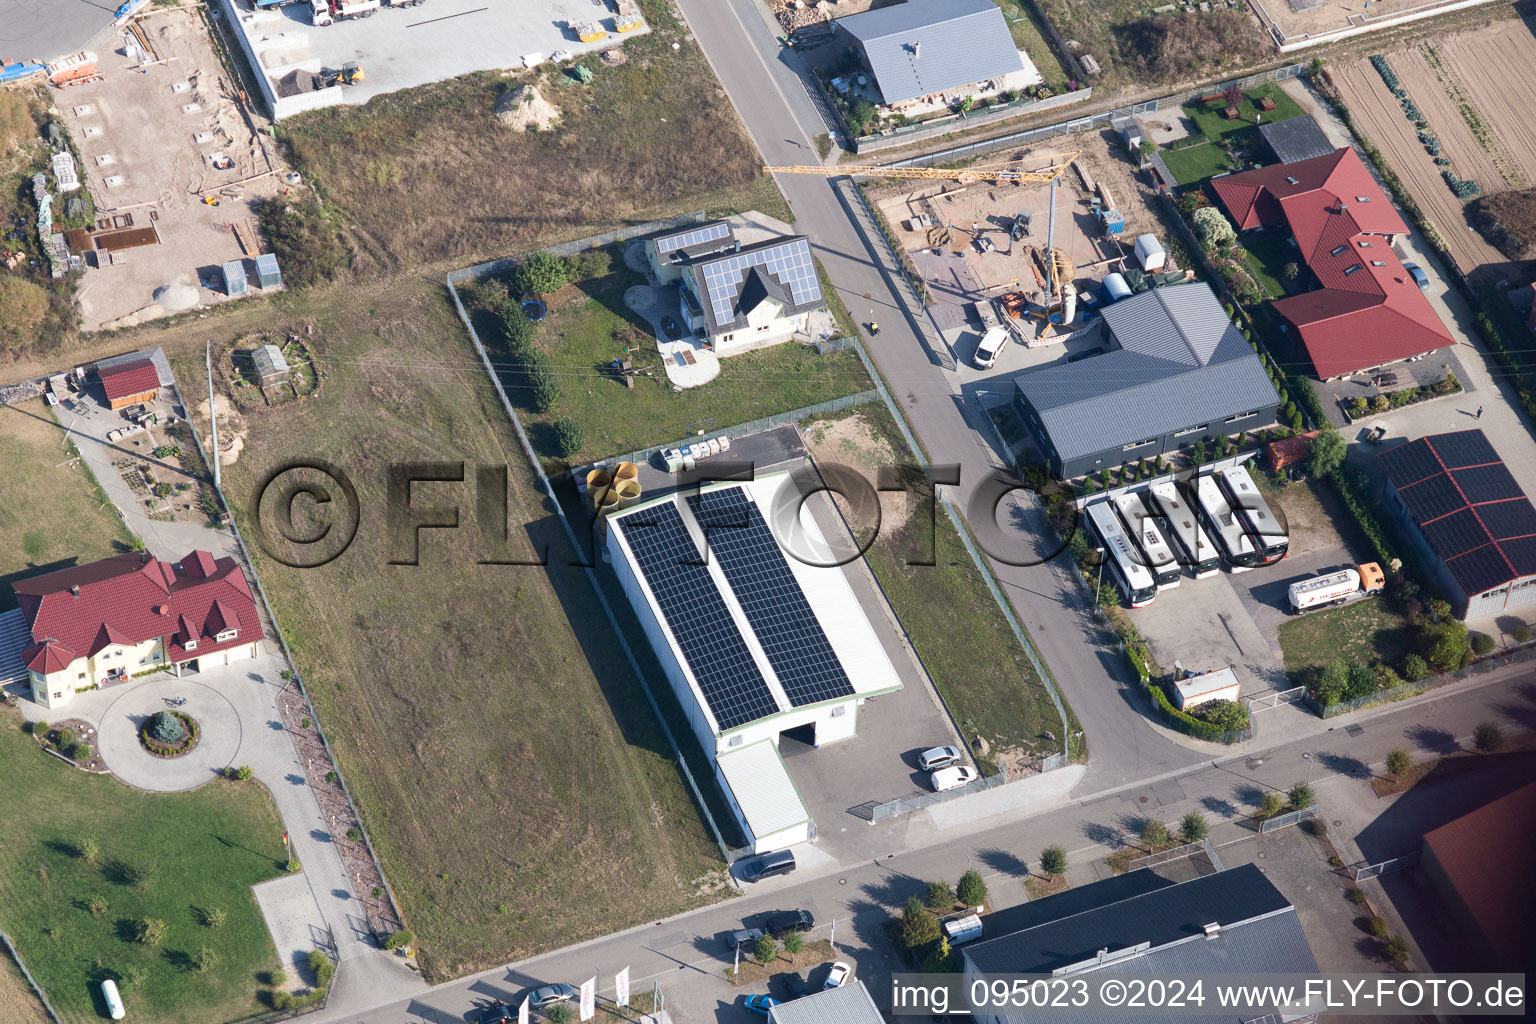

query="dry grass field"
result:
[1035,1,1268,94]
[153,277,726,980]
[0,950,48,1024]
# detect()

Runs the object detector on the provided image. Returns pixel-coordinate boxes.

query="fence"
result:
[1248,685,1307,713]
[1308,680,1427,718]
[445,211,711,288]
[1,930,62,1024]
[1259,803,1320,833]
[868,766,1012,822]
[853,88,1094,155]
[1350,851,1418,882]
[1127,836,1223,873]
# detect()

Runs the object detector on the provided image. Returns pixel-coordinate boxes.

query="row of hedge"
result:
[1110,614,1252,743]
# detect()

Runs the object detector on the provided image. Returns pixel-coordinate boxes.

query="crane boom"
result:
[764,151,1079,184]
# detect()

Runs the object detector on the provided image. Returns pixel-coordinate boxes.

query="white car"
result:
[972,326,1009,369]
[918,745,962,771]
[930,765,980,792]
[823,961,851,990]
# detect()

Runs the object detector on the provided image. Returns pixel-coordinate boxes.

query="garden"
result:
[1159,84,1306,187]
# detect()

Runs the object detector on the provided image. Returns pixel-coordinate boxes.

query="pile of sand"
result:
[495,85,560,132]
[153,282,199,311]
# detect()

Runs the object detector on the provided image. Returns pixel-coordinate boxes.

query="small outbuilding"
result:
[255,252,282,289]
[1133,234,1165,272]
[1171,666,1241,712]
[96,357,160,410]
[250,344,290,386]
[222,259,248,296]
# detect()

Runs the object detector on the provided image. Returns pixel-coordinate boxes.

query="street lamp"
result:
[1302,751,1313,784]
[1094,547,1107,610]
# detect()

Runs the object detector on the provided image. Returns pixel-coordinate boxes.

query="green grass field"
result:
[992,1,1075,91]
[1163,86,1308,187]
[0,723,286,1024]
[1241,232,1299,299]
[0,400,136,611]
[466,247,873,466]
[1277,600,1411,682]
[1161,142,1236,186]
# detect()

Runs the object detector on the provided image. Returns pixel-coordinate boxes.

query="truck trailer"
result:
[1287,563,1385,612]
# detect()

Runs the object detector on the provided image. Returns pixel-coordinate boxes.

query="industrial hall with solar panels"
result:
[603,473,904,853]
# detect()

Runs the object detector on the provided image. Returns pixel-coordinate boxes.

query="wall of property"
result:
[713,312,809,356]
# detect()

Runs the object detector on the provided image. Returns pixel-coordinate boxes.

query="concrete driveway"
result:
[96,678,244,791]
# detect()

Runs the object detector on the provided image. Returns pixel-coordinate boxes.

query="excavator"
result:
[316,61,364,88]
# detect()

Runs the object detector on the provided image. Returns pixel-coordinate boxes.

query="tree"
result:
[753,932,778,963]
[1138,139,1156,165]
[554,418,584,458]
[1472,720,1504,752]
[1223,83,1243,110]
[499,304,536,357]
[1512,623,1532,644]
[1287,781,1315,809]
[1382,936,1410,966]
[1305,428,1346,478]
[150,711,185,745]
[1314,657,1349,707]
[1179,811,1209,843]
[526,350,560,412]
[922,934,954,972]
[1039,844,1067,877]
[514,250,570,297]
[1470,632,1495,656]
[1197,699,1249,731]
[927,879,955,911]
[1189,440,1208,466]
[957,95,975,115]
[1282,261,1300,282]
[0,276,51,350]
[1385,747,1412,776]
[1420,620,1469,673]
[957,868,988,908]
[782,932,804,957]
[900,895,940,949]
[1191,206,1236,251]
[1259,791,1284,819]
[1140,819,1169,849]
[1401,654,1429,682]
[1345,660,1378,700]
[135,918,168,946]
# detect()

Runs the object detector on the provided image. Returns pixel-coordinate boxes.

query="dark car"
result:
[478,1001,513,1024]
[771,971,811,1000]
[765,910,814,937]
[740,849,796,882]
[726,926,766,950]
[528,983,577,1008]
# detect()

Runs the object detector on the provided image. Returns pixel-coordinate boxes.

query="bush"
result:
[87,897,109,917]
[527,350,561,412]
[900,895,939,949]
[1513,624,1532,644]
[150,711,185,745]
[201,906,227,928]
[1346,886,1367,905]
[554,418,584,458]
[286,858,301,873]
[513,250,570,297]
[1195,699,1249,731]
[1385,747,1412,776]
[1329,855,1344,868]
[1470,632,1495,656]
[1472,720,1504,752]
[383,929,413,951]
[253,197,346,288]
[229,765,254,781]
[1140,819,1169,849]
[1192,207,1236,250]
[57,727,76,751]
[194,945,219,973]
[753,933,777,963]
[325,770,339,785]
[1288,781,1314,809]
[1259,791,1284,819]
[1368,916,1389,939]
[346,826,363,842]
[135,918,168,945]
[926,879,955,911]
[1179,811,1209,843]
[1419,620,1469,672]
[545,1005,575,1024]
[1306,428,1346,478]
[1401,654,1429,683]
[782,932,804,957]
[957,868,988,908]
[78,837,100,863]
[1383,936,1410,965]
[72,741,92,761]
[307,947,336,988]
[1039,845,1067,877]
[32,720,48,736]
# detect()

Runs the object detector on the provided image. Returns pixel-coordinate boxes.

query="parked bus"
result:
[1085,500,1157,608]
[1218,464,1289,564]
[1111,491,1181,589]
[1146,480,1222,578]
[1194,474,1258,570]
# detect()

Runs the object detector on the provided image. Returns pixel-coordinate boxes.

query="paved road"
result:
[671,0,1201,793]
[307,661,1535,1024]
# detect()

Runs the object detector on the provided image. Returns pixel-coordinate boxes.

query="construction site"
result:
[51,5,287,330]
[862,134,1187,372]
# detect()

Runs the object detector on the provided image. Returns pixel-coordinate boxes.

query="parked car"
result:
[726,927,766,951]
[477,1001,513,1023]
[527,984,577,1008]
[972,326,1009,370]
[823,961,851,990]
[765,910,814,937]
[930,765,979,792]
[772,971,811,1000]
[1403,261,1431,290]
[918,745,962,771]
[740,848,796,882]
[743,993,780,1016]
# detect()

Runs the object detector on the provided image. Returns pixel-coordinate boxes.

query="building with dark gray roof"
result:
[1258,115,1336,166]
[1013,283,1280,479]
[964,864,1320,1024]
[681,235,825,352]
[769,980,883,1024]
[833,0,1027,108]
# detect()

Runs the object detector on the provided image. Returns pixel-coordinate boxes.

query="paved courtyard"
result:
[96,677,245,791]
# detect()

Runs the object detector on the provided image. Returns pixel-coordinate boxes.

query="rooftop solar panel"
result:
[1474,499,1536,541]
[1446,544,1517,598]
[687,487,855,708]
[1453,463,1524,505]
[1429,430,1499,470]
[1422,508,1491,559]
[617,501,779,731]
[654,221,732,256]
[697,239,821,327]
[1398,472,1466,523]
[1497,535,1536,577]
[1378,440,1442,488]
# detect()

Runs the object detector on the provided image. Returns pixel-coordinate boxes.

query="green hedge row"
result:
[1143,677,1249,743]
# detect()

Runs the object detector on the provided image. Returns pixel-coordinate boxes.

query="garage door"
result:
[226,644,254,664]
[203,651,229,668]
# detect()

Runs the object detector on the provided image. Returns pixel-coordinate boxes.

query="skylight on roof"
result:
[1358,240,1373,247]
[1344,264,1363,276]
[1371,260,1386,266]
[1285,176,1299,184]
[1330,244,1348,257]
[1355,196,1371,202]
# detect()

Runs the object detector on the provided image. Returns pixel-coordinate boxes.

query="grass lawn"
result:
[1241,232,1298,300]
[1183,85,1306,146]
[167,275,728,981]
[464,247,873,467]
[1277,600,1412,682]
[0,400,137,611]
[0,721,286,1024]
[277,0,783,274]
[803,405,1077,769]
[992,1,1074,91]
[1160,141,1236,187]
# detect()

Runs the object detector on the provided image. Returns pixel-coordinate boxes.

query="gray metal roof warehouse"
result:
[833,0,1025,105]
[1013,284,1280,479]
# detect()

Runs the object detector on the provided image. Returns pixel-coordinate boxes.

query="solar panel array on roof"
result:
[687,488,855,708]
[619,501,777,731]
[1377,439,1442,486]
[1429,429,1499,469]
[1500,536,1536,576]
[1482,500,1536,541]
[1454,464,1523,504]
[698,239,820,328]
[1400,471,1466,522]
[654,220,732,256]
[1423,508,1491,559]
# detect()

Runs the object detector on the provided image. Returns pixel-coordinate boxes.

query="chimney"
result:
[912,40,921,58]
[70,585,81,599]
[1203,922,1221,939]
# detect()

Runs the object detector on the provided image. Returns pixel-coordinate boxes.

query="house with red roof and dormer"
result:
[1210,147,1453,380]
[13,550,264,710]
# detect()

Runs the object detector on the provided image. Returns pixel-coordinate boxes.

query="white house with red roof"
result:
[13,550,264,710]
[1211,147,1453,379]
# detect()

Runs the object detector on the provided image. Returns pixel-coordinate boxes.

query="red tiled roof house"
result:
[97,358,160,410]
[1210,148,1452,379]
[13,550,264,710]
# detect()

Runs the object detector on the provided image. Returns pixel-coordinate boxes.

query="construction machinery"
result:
[312,0,380,25]
[316,61,364,87]
[764,151,1079,185]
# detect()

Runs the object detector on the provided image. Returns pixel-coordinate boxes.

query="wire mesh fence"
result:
[1259,804,1320,833]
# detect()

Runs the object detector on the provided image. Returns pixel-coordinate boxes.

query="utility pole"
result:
[206,340,219,491]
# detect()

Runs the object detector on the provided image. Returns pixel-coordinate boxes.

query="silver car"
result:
[918,745,961,771]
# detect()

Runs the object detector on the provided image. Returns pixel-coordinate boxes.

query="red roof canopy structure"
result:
[1211,149,1452,378]
[97,358,160,403]
[12,551,263,667]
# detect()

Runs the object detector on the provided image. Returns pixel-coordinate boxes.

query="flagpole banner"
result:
[580,976,596,1021]
[616,966,630,1008]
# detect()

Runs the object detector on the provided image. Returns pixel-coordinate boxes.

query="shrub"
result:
[1308,818,1328,838]
[1192,207,1236,250]
[1195,699,1249,731]
[32,720,48,736]
[252,197,346,288]
[1346,886,1367,905]
[1329,855,1344,868]
[72,741,92,760]
[1472,720,1504,752]
[150,711,184,745]
[301,717,312,729]
[201,905,227,928]
[957,868,988,908]
[1305,428,1346,478]
[1385,747,1412,776]
[194,945,219,973]
[513,250,570,297]
[135,918,168,945]
[373,887,385,900]
[308,947,336,988]
[325,770,339,785]
[527,350,561,412]
[346,826,363,842]
[753,933,777,963]
[87,897,109,917]
[1179,811,1209,843]
[1383,936,1409,965]
[286,858,301,873]
[119,861,152,887]
[1369,916,1390,939]
[926,879,955,911]
[1470,632,1495,656]
[58,727,76,750]
[782,932,804,956]
[1401,654,1429,683]
[1513,624,1532,644]
[554,418,584,458]
[545,1005,575,1024]
[383,929,413,951]
[78,837,100,863]
[900,895,939,949]
[1288,781,1315,809]
[1140,819,1169,849]
[1419,620,1469,672]
[1039,845,1067,877]
[229,765,254,781]
[1259,792,1284,819]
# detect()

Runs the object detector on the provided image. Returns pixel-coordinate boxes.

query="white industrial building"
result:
[605,473,902,852]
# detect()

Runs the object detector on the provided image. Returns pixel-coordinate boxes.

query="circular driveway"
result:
[97,681,244,792]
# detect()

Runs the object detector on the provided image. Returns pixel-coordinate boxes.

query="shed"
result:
[1133,234,1165,272]
[250,344,290,386]
[1171,666,1241,711]
[222,259,248,296]
[255,252,282,289]
[714,740,812,853]
[1264,429,1319,472]
[96,357,160,410]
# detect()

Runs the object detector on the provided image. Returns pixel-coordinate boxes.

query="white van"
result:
[972,326,1009,369]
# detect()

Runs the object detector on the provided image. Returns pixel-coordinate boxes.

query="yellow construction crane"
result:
[764,151,1079,185]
